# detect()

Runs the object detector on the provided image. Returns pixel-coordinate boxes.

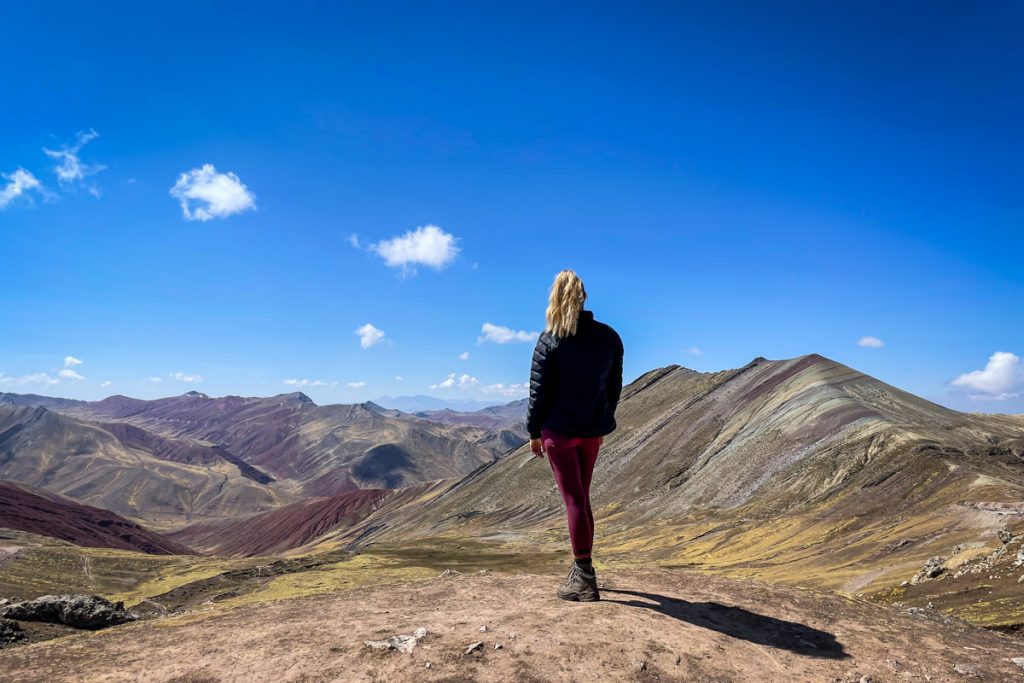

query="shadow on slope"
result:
[603,588,847,659]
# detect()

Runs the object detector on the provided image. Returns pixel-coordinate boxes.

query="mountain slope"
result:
[0,480,195,555]
[164,482,449,557]
[0,405,298,526]
[308,354,1024,628]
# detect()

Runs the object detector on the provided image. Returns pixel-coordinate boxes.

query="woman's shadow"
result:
[601,588,848,659]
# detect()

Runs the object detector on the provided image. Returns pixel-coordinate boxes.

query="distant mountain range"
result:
[0,391,527,527]
[371,394,512,412]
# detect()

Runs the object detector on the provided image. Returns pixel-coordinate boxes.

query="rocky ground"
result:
[1,567,1022,682]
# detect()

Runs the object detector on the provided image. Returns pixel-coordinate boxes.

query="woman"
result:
[526,269,624,602]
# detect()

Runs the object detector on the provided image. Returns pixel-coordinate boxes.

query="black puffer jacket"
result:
[526,309,624,440]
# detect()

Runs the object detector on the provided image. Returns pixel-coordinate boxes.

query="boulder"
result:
[0,617,25,644]
[1,594,137,630]
[910,556,945,584]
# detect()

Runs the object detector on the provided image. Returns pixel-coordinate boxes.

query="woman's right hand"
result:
[531,438,545,458]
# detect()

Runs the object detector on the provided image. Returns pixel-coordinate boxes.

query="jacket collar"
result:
[579,309,594,322]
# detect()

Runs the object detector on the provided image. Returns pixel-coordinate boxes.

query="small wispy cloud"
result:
[58,368,85,380]
[429,372,478,390]
[100,380,112,388]
[170,371,202,383]
[0,168,46,209]
[395,375,405,381]
[170,164,256,221]
[347,381,367,388]
[951,351,1024,401]
[42,128,106,196]
[477,322,538,345]
[683,347,703,356]
[283,378,328,387]
[369,224,460,276]
[458,351,470,360]
[149,376,164,384]
[356,323,386,349]
[64,356,83,368]
[0,372,60,387]
[857,336,885,348]
[348,233,361,248]
[481,382,529,398]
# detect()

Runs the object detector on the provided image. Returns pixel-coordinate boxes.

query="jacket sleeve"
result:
[526,334,553,440]
[607,332,624,412]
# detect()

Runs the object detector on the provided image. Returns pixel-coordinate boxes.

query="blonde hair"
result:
[544,269,587,338]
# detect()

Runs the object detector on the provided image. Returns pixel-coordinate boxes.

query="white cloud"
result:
[481,382,529,398]
[170,371,202,383]
[58,368,85,380]
[458,351,470,360]
[347,381,367,388]
[64,356,83,368]
[283,378,328,387]
[348,233,361,248]
[100,380,112,388]
[395,375,405,381]
[951,351,1024,401]
[356,323,385,349]
[170,164,256,221]
[0,168,46,209]
[370,224,460,275]
[477,322,539,344]
[42,129,106,195]
[0,372,60,387]
[857,336,885,348]
[430,372,478,390]
[684,347,703,356]
[149,377,163,384]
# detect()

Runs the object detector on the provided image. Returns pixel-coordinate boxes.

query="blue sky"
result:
[1,2,1022,411]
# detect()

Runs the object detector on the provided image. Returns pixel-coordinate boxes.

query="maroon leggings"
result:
[542,428,603,560]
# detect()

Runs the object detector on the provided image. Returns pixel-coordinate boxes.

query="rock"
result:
[363,626,427,654]
[637,659,648,672]
[911,557,945,584]
[479,625,487,632]
[998,530,1013,544]
[1,594,137,630]
[952,663,983,678]
[1014,546,1024,567]
[859,676,873,683]
[439,569,462,578]
[425,661,431,669]
[0,617,25,644]
[464,641,483,655]
[1010,657,1024,671]
[494,642,502,650]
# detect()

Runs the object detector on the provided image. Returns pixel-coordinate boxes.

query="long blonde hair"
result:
[544,269,587,338]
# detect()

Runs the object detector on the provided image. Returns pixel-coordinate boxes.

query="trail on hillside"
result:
[1,568,1022,682]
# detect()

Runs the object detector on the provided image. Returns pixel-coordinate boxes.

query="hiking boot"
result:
[555,563,600,602]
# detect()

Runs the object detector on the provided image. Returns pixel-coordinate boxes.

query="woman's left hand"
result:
[530,438,545,458]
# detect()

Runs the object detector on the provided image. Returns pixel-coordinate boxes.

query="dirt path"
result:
[1,568,1022,682]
